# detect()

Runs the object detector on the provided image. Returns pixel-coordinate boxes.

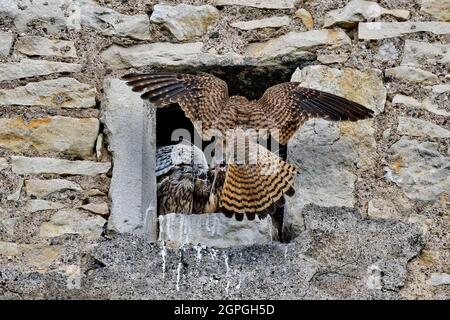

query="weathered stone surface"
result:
[0,217,20,236]
[0,206,423,299]
[377,42,399,62]
[359,22,450,39]
[368,198,409,221]
[245,29,351,61]
[39,209,106,239]
[0,78,96,109]
[385,66,439,83]
[150,4,219,41]
[295,9,314,30]
[0,241,21,256]
[1,0,150,40]
[11,156,111,176]
[393,93,450,117]
[231,16,290,30]
[0,157,8,171]
[214,0,295,9]
[101,42,245,69]
[291,65,386,113]
[0,59,81,81]
[102,79,156,237]
[158,213,273,248]
[80,0,151,40]
[324,0,409,28]
[16,36,77,58]
[420,0,450,21]
[0,116,99,157]
[1,0,80,33]
[385,138,450,201]
[80,202,109,216]
[286,66,383,234]
[427,273,450,286]
[317,53,349,64]
[0,31,13,57]
[397,117,450,139]
[401,40,449,67]
[25,179,82,199]
[7,178,23,201]
[24,200,65,213]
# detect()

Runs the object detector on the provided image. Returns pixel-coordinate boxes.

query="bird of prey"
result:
[156,143,216,214]
[124,72,373,221]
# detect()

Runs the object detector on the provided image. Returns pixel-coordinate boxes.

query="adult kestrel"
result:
[123,72,373,220]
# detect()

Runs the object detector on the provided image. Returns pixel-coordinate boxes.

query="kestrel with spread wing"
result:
[123,72,373,220]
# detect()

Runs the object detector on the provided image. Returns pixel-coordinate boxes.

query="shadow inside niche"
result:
[154,64,306,243]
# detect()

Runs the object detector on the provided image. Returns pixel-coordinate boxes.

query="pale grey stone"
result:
[324,0,409,28]
[80,202,109,216]
[11,156,111,176]
[16,36,77,58]
[101,42,245,69]
[102,79,156,238]
[0,217,20,236]
[0,157,8,171]
[393,94,450,117]
[397,117,450,138]
[79,0,151,40]
[401,40,449,67]
[0,241,21,256]
[1,0,81,33]
[0,78,96,109]
[150,4,219,41]
[385,138,450,201]
[39,209,106,239]
[0,31,13,57]
[0,116,99,157]
[0,59,81,81]
[25,179,83,199]
[420,0,450,21]
[317,53,349,64]
[427,273,450,286]
[158,213,274,248]
[7,178,24,201]
[231,16,290,30]
[377,42,399,62]
[214,0,295,9]
[24,200,66,213]
[291,65,386,114]
[359,21,450,39]
[245,29,351,61]
[385,66,439,83]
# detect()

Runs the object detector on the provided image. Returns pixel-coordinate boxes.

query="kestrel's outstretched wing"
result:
[122,72,230,139]
[257,82,374,144]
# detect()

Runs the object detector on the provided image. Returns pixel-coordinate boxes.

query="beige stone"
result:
[385,66,439,83]
[359,22,450,39]
[421,0,450,21]
[0,157,8,171]
[0,59,81,81]
[324,0,409,28]
[39,209,106,239]
[0,116,99,157]
[397,117,450,139]
[0,78,96,109]
[214,0,295,9]
[16,36,77,58]
[80,202,109,216]
[0,241,21,256]
[11,156,111,176]
[295,9,314,30]
[24,200,66,213]
[150,4,219,40]
[245,29,351,60]
[25,179,82,199]
[231,16,290,30]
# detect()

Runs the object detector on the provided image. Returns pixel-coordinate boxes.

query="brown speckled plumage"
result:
[124,72,373,220]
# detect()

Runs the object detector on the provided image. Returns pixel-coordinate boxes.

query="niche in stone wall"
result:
[153,65,300,247]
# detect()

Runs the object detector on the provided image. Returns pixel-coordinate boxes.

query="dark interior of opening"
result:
[156,64,307,242]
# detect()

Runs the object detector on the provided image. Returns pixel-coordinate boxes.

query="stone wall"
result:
[0,0,449,299]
